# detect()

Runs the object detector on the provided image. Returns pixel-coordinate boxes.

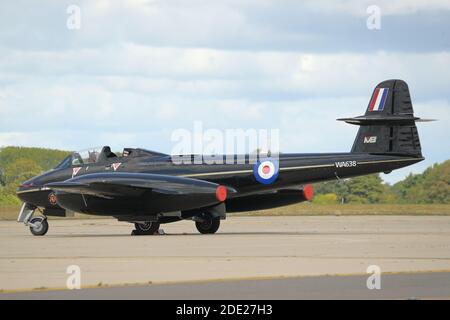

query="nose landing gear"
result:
[17,203,49,236]
[29,215,49,236]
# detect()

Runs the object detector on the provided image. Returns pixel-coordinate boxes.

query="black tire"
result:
[195,215,220,234]
[29,216,49,236]
[134,221,160,235]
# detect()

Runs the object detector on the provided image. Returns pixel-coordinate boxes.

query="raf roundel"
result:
[48,192,58,206]
[253,158,279,185]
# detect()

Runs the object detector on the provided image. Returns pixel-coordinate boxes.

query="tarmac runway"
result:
[1,272,449,299]
[1,216,450,299]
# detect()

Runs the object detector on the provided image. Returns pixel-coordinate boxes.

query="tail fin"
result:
[338,79,425,157]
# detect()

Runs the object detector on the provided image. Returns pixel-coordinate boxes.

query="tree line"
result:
[0,147,70,205]
[314,160,450,204]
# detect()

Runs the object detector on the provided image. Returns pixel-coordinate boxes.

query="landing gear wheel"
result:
[29,215,49,236]
[195,215,220,234]
[134,221,160,235]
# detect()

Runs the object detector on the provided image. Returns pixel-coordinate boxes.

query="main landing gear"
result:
[130,213,222,236]
[194,214,221,234]
[132,221,161,235]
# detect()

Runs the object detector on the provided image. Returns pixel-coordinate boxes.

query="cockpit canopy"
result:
[54,146,167,169]
[71,146,115,165]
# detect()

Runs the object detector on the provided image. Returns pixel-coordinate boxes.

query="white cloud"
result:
[305,0,450,16]
[1,47,450,97]
[0,1,449,183]
[2,0,450,52]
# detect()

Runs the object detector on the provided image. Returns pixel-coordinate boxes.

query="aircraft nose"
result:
[16,177,41,194]
[19,181,34,188]
[16,177,46,205]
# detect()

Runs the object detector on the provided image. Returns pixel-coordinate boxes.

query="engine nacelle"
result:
[226,184,314,212]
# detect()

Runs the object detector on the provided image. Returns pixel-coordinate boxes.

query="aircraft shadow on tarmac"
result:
[46,230,413,238]
[48,231,315,238]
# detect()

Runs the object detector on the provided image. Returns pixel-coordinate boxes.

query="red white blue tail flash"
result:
[368,88,389,112]
[253,158,279,185]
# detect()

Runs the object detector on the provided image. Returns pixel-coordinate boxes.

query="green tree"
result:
[0,146,70,170]
[3,158,42,194]
[314,174,393,204]
[313,193,338,204]
[345,174,389,204]
[0,168,5,186]
[392,160,450,204]
[314,180,349,203]
[0,146,70,205]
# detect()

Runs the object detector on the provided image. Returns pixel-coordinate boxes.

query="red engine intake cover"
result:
[215,185,227,202]
[303,184,314,201]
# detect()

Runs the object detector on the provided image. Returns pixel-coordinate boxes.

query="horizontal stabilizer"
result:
[337,115,427,126]
[336,115,436,126]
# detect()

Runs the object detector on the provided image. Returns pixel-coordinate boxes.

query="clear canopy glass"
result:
[71,146,104,165]
[53,146,167,170]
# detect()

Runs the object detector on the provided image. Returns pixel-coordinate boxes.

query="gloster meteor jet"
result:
[17,80,427,236]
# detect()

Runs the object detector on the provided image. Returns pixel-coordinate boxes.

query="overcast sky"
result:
[0,0,449,183]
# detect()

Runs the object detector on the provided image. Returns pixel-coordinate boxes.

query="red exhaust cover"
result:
[215,185,227,202]
[303,184,314,201]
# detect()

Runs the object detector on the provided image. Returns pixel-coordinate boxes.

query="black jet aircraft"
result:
[17,79,428,236]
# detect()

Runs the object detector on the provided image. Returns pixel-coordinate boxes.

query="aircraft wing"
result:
[45,172,236,215]
[45,181,146,198]
[46,173,235,201]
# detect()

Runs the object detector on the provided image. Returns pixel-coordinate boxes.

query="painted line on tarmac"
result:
[2,269,450,295]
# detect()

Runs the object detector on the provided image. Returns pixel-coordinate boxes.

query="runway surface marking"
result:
[1,272,449,300]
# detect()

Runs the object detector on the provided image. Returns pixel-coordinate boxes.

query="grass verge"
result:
[234,203,450,216]
[1,203,450,220]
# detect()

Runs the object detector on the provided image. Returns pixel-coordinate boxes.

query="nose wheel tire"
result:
[29,216,49,236]
[134,221,160,235]
[195,215,220,234]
